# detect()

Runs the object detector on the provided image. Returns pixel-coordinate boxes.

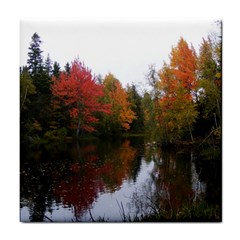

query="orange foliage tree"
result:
[158,38,198,142]
[51,60,111,137]
[170,37,197,96]
[102,73,136,132]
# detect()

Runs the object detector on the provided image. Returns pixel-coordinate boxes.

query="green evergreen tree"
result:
[44,53,53,77]
[127,84,144,133]
[53,61,61,78]
[27,33,51,95]
[27,33,43,75]
[24,33,53,137]
[64,62,71,74]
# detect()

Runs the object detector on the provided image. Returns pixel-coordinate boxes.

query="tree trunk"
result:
[76,116,81,138]
[216,99,221,125]
[20,86,28,112]
[214,113,218,128]
[188,124,194,142]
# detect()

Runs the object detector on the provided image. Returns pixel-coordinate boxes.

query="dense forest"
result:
[20,29,222,146]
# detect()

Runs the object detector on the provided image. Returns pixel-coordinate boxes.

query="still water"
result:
[20,137,221,222]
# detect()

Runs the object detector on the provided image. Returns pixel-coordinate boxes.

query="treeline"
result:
[20,30,221,144]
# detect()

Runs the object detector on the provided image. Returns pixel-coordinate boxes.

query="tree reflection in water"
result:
[129,148,215,221]
[20,138,221,222]
[20,139,140,221]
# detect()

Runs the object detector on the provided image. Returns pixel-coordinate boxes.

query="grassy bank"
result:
[86,202,221,222]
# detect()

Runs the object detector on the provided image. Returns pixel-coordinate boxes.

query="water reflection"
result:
[191,159,206,202]
[20,138,221,222]
[129,148,220,221]
[20,139,141,221]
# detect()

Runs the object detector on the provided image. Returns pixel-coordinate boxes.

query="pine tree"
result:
[25,33,53,137]
[53,61,61,78]
[44,54,53,77]
[64,62,71,74]
[27,33,51,95]
[27,33,43,75]
[127,84,144,133]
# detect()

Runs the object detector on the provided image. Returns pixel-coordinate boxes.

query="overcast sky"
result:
[20,21,220,89]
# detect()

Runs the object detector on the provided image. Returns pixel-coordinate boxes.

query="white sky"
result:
[20,21,220,89]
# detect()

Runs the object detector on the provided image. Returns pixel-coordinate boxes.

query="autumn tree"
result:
[157,38,198,142]
[101,73,136,134]
[51,60,111,137]
[170,37,197,96]
[157,63,175,142]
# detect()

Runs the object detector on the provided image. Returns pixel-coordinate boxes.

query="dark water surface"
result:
[20,137,221,222]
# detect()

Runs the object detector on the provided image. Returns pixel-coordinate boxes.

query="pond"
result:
[20,137,221,222]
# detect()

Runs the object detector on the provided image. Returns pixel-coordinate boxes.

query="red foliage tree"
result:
[51,60,111,136]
